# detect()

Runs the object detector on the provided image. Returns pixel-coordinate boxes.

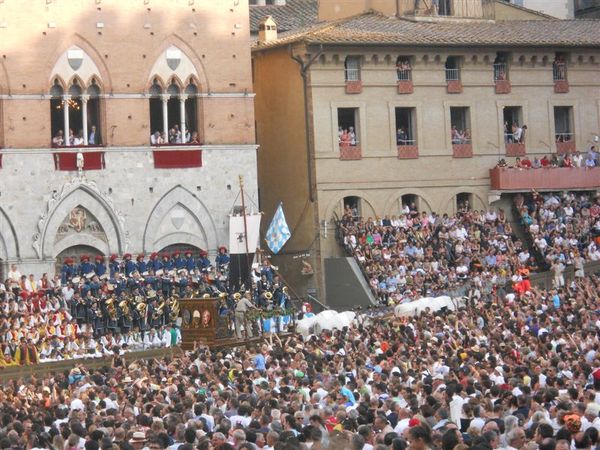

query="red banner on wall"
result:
[153,150,202,169]
[54,151,105,171]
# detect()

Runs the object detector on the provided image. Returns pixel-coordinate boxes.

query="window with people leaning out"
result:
[50,78,102,147]
[148,78,201,146]
[338,108,359,146]
[395,107,416,146]
[396,56,412,81]
[503,106,527,144]
[450,107,471,144]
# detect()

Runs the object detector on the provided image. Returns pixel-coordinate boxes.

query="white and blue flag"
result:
[265,203,291,254]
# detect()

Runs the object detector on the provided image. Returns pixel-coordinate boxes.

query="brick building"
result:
[252,0,600,305]
[0,0,257,277]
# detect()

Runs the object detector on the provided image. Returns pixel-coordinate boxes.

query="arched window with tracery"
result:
[50,79,65,146]
[148,45,202,145]
[49,46,105,147]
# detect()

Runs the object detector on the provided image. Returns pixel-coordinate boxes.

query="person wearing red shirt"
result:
[520,157,532,168]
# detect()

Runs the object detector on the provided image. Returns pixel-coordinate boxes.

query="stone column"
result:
[81,94,89,146]
[63,94,70,146]
[179,94,187,143]
[161,94,170,137]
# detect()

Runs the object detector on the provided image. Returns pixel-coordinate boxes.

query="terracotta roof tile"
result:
[253,12,600,50]
[249,0,319,33]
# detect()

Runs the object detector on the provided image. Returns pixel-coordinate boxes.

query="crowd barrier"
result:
[0,346,181,384]
[529,259,600,289]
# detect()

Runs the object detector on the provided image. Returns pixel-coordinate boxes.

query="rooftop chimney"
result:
[258,16,278,44]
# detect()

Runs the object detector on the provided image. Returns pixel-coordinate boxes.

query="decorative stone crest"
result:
[32,174,130,257]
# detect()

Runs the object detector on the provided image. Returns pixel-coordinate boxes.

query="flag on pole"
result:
[265,203,291,254]
[229,213,262,254]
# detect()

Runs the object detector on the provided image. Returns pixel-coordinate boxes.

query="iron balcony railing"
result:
[493,63,509,82]
[445,68,460,81]
[345,68,361,82]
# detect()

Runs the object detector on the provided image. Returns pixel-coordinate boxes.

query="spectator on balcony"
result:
[88,125,98,145]
[397,128,408,145]
[540,155,551,167]
[150,131,160,145]
[68,128,75,146]
[73,130,84,146]
[348,126,357,145]
[340,129,351,146]
[396,59,411,80]
[562,154,573,168]
[168,128,178,144]
[451,126,469,144]
[52,130,64,147]
[511,122,522,143]
[585,154,596,168]
[573,151,583,167]
[519,125,527,143]
[516,156,532,169]
[451,126,461,144]
[531,157,541,168]
[189,131,200,144]
[463,129,471,143]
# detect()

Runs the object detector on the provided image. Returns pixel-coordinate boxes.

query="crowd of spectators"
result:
[0,273,599,450]
[504,123,527,144]
[451,127,471,145]
[396,59,412,80]
[338,204,529,304]
[150,126,200,145]
[52,126,100,147]
[497,147,599,170]
[338,127,358,147]
[0,249,288,365]
[515,191,600,287]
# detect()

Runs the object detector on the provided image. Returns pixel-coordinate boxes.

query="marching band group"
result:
[0,247,292,365]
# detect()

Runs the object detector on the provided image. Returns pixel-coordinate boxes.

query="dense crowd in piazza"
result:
[0,272,598,450]
[0,189,598,449]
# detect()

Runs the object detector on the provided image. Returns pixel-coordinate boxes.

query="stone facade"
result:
[0,0,257,278]
[0,148,257,277]
[253,14,600,303]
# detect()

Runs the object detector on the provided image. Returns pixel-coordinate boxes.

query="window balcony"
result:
[553,63,569,93]
[397,144,419,159]
[490,166,600,191]
[445,69,462,93]
[452,142,473,158]
[493,63,511,94]
[396,69,413,94]
[339,144,362,160]
[53,146,106,171]
[344,68,362,94]
[556,134,576,154]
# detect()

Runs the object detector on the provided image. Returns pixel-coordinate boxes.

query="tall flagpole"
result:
[239,175,251,288]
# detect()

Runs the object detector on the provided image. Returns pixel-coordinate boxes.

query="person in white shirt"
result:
[7,264,21,289]
[449,387,466,426]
